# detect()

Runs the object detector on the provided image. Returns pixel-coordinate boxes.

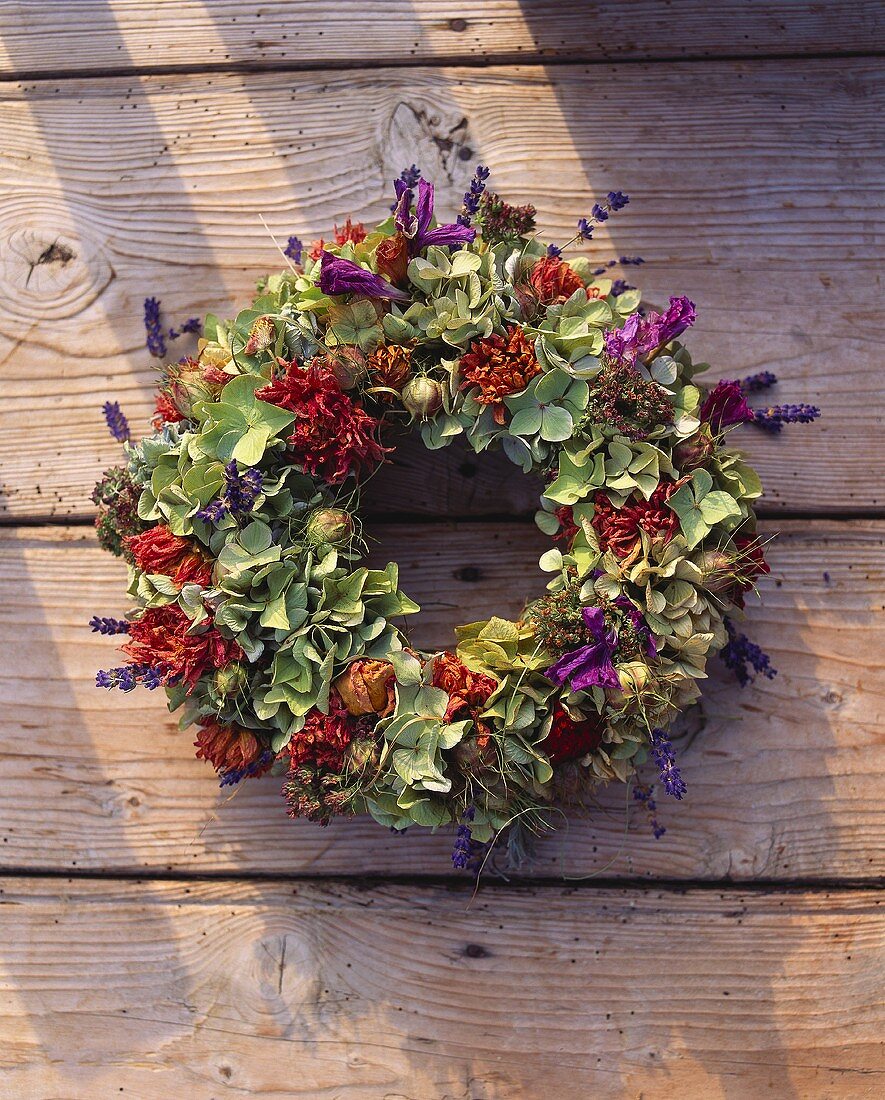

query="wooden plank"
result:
[0,520,881,880]
[0,61,881,520]
[1,0,882,78]
[0,877,881,1097]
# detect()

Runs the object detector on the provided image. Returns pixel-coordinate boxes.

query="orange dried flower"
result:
[527,256,585,305]
[367,342,413,398]
[334,658,396,717]
[195,719,269,774]
[431,652,498,724]
[124,524,213,587]
[458,325,541,424]
[374,232,409,284]
[309,218,368,261]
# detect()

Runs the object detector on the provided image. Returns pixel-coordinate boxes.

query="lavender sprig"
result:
[89,615,129,635]
[740,370,778,393]
[650,728,686,800]
[168,317,202,340]
[95,662,164,692]
[389,165,422,210]
[752,403,821,432]
[457,164,490,227]
[219,749,275,788]
[196,460,263,524]
[284,235,303,263]
[143,297,167,358]
[102,401,131,444]
[451,805,476,869]
[719,618,777,687]
[633,782,666,839]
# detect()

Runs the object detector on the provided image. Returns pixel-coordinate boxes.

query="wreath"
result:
[92,166,819,870]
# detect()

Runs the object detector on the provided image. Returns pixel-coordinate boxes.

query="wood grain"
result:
[0,876,881,1098]
[1,0,882,78]
[1,520,881,880]
[0,61,881,520]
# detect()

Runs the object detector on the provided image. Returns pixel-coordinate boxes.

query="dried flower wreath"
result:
[93,167,818,870]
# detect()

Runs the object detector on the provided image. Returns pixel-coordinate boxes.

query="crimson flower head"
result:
[700,379,754,432]
[124,524,213,587]
[256,361,386,484]
[122,605,242,692]
[318,252,409,300]
[543,704,605,764]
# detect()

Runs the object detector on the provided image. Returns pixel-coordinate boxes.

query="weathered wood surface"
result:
[2,520,881,880]
[1,61,882,520]
[1,0,882,78]
[0,877,881,1098]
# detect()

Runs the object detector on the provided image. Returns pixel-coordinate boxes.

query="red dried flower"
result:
[256,361,386,484]
[591,480,685,559]
[527,256,585,305]
[553,504,580,546]
[152,390,187,428]
[309,218,368,261]
[726,536,771,609]
[194,719,271,775]
[287,692,365,771]
[124,524,213,587]
[543,704,605,764]
[431,652,498,725]
[458,325,541,425]
[123,605,243,691]
[374,232,409,285]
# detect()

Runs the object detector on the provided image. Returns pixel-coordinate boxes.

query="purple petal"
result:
[393,182,417,237]
[318,252,409,300]
[420,223,476,249]
[415,179,434,237]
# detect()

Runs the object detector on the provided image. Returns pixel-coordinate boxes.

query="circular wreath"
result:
[92,167,819,869]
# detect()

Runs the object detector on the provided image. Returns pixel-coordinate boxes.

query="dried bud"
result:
[673,428,715,471]
[401,376,443,420]
[305,507,353,548]
[374,233,409,285]
[244,315,276,356]
[334,659,395,717]
[214,662,248,697]
[604,661,655,711]
[319,346,367,390]
[346,736,381,772]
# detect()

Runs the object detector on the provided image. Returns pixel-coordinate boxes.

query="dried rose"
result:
[334,659,396,717]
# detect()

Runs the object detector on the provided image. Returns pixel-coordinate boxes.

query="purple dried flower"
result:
[284,235,303,262]
[605,295,696,363]
[219,748,275,787]
[619,256,644,266]
[95,662,164,692]
[607,190,630,211]
[546,606,620,692]
[102,401,131,444]
[700,379,755,431]
[610,279,633,297]
[633,782,666,839]
[752,403,821,433]
[197,460,263,524]
[89,615,130,635]
[143,297,167,358]
[546,243,562,258]
[719,618,777,687]
[451,806,476,870]
[576,217,594,241]
[740,370,778,393]
[318,251,409,300]
[650,728,686,800]
[457,164,490,226]
[389,165,422,210]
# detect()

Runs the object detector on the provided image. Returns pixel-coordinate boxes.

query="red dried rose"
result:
[543,704,605,764]
[527,256,585,305]
[374,232,409,284]
[287,692,365,771]
[124,524,213,587]
[591,479,685,559]
[194,719,271,776]
[431,652,498,725]
[458,325,541,424]
[123,605,243,691]
[256,361,386,484]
